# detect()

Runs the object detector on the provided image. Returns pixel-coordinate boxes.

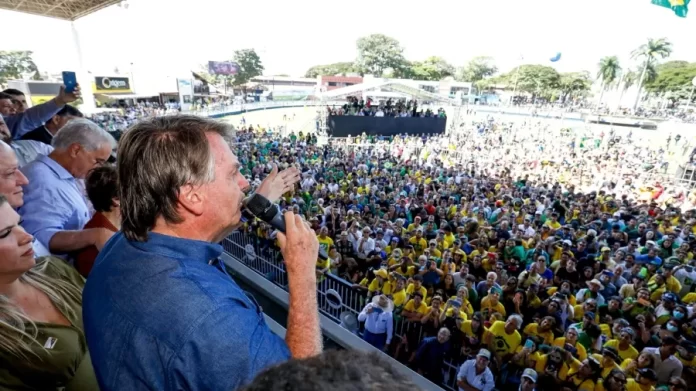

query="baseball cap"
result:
[477,349,491,360]
[662,292,678,303]
[522,368,538,383]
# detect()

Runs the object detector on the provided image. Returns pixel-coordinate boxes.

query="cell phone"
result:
[62,71,77,93]
[524,339,534,349]
[372,307,383,314]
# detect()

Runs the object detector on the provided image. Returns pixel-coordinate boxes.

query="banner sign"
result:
[208,61,240,76]
[93,76,132,92]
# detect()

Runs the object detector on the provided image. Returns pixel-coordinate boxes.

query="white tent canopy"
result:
[321,79,457,105]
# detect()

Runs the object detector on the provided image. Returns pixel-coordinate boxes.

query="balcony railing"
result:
[221,231,463,391]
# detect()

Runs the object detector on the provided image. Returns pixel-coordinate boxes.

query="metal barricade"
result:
[222,231,460,391]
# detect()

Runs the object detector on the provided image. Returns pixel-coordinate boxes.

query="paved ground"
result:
[221,106,320,135]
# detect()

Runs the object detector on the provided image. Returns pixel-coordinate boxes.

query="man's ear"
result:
[178,184,204,216]
[67,143,82,158]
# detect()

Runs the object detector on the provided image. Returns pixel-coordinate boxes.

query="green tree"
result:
[0,50,41,84]
[457,56,498,82]
[558,71,591,103]
[232,49,265,89]
[355,34,407,76]
[631,38,673,110]
[304,62,355,78]
[597,56,622,107]
[644,61,696,104]
[508,65,561,100]
[409,56,455,81]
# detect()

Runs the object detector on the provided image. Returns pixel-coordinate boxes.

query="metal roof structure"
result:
[0,0,120,21]
[320,79,457,105]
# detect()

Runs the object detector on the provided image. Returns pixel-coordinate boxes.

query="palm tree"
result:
[615,69,637,109]
[597,56,621,108]
[631,38,672,111]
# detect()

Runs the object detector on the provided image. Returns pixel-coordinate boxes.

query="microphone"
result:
[243,192,329,261]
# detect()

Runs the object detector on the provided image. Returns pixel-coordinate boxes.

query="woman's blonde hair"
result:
[0,196,83,359]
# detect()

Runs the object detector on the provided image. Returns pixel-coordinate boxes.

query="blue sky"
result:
[1,0,695,79]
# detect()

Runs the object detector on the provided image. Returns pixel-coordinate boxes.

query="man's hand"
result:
[255,164,300,203]
[277,212,319,276]
[55,85,81,106]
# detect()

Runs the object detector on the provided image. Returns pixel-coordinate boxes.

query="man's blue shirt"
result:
[83,232,291,391]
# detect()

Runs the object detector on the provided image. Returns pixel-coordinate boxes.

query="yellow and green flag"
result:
[652,0,689,17]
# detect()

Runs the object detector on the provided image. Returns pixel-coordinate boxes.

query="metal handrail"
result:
[221,231,462,391]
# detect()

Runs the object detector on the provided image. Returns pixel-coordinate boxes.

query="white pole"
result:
[510,65,521,106]
[71,22,96,111]
[632,60,649,112]
[687,76,696,113]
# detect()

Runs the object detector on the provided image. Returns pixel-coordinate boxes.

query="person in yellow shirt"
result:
[480,286,506,318]
[365,268,389,298]
[648,264,682,294]
[406,216,423,233]
[426,240,442,258]
[402,291,428,322]
[390,256,417,278]
[565,357,601,391]
[442,225,456,248]
[595,369,628,391]
[409,229,427,257]
[534,347,582,382]
[591,347,622,380]
[405,274,427,302]
[522,316,556,345]
[603,328,639,362]
[316,227,334,255]
[389,276,407,308]
[620,352,656,379]
[484,315,522,363]
[387,248,403,267]
[451,286,474,317]
[553,328,588,361]
[625,368,657,391]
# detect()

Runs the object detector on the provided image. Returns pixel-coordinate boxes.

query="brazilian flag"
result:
[652,0,689,17]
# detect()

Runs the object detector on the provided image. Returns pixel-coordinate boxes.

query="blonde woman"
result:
[0,195,97,390]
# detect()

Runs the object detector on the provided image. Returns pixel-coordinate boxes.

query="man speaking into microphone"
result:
[82,115,322,391]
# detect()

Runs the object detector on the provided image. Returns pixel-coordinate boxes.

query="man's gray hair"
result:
[52,118,116,151]
[508,314,524,329]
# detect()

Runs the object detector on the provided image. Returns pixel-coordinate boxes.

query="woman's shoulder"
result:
[34,256,86,289]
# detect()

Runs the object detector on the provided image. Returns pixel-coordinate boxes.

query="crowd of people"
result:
[328,96,447,118]
[1,82,696,391]
[235,115,696,391]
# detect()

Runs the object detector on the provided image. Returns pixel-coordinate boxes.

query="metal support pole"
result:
[71,22,96,111]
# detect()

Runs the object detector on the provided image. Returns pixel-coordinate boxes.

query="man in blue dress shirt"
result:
[19,118,116,255]
[83,115,322,391]
[0,85,81,139]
